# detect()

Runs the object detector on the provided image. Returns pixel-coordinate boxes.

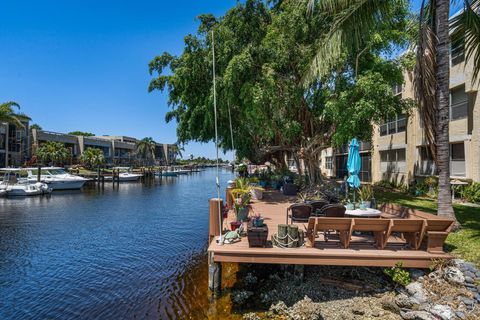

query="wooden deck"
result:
[208,191,452,268]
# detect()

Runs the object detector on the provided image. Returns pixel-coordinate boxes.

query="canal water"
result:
[0,168,237,319]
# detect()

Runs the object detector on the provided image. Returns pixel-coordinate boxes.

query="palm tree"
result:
[306,0,480,224]
[30,123,42,131]
[36,141,71,166]
[136,137,157,165]
[0,101,31,127]
[80,147,106,169]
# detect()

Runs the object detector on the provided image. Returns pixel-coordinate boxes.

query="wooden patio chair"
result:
[349,218,392,249]
[306,217,352,248]
[320,204,346,217]
[384,219,426,250]
[424,219,454,253]
[379,203,409,219]
[286,203,312,224]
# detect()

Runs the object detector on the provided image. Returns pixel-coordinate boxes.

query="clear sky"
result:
[0,1,462,161]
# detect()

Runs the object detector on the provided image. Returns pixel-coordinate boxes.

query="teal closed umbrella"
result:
[346,138,361,203]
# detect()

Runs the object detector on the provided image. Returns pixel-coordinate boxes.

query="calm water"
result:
[0,168,235,319]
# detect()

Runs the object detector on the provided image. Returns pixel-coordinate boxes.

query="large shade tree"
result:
[306,0,480,222]
[136,137,157,165]
[80,147,106,169]
[36,141,71,166]
[149,0,412,182]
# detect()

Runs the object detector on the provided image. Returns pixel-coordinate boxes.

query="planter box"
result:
[247,221,268,247]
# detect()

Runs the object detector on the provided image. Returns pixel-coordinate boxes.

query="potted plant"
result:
[248,177,264,200]
[358,185,374,209]
[231,178,252,222]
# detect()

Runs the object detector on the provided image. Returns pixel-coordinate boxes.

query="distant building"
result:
[0,121,30,167]
[30,129,177,166]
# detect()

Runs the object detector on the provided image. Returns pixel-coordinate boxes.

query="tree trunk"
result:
[435,0,458,226]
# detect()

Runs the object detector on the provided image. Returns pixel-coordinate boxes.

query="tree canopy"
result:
[36,141,70,166]
[68,131,95,137]
[149,0,413,181]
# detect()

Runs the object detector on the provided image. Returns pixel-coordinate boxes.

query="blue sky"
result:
[0,1,462,160]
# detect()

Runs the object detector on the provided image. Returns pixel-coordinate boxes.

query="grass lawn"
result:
[375,190,480,266]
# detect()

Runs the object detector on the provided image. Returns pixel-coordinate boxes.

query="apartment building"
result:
[320,38,480,184]
[30,129,177,166]
[0,122,30,167]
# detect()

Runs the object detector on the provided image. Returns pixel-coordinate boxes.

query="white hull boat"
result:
[118,172,143,181]
[26,167,89,190]
[0,182,52,196]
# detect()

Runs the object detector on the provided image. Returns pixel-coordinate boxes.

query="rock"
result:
[406,282,428,304]
[465,283,477,291]
[410,269,426,280]
[395,293,421,309]
[463,262,477,272]
[243,312,260,320]
[464,276,474,284]
[459,297,474,306]
[381,295,400,313]
[429,304,454,320]
[351,307,365,315]
[443,267,465,285]
[400,310,436,320]
[455,311,466,319]
[463,270,475,279]
[475,293,480,302]
[287,296,323,320]
[269,301,288,316]
[475,271,480,278]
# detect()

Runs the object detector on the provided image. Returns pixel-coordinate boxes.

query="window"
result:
[450,86,468,120]
[451,38,465,66]
[380,149,406,173]
[451,142,466,176]
[325,156,333,169]
[380,114,406,136]
[0,133,5,150]
[417,146,436,176]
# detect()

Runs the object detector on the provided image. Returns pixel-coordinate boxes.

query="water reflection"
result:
[0,168,234,319]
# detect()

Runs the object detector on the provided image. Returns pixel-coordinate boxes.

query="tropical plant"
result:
[358,185,374,202]
[36,141,71,166]
[68,131,95,136]
[136,137,157,165]
[462,182,480,203]
[30,123,42,130]
[383,262,411,286]
[306,0,480,224]
[0,101,31,127]
[79,147,106,169]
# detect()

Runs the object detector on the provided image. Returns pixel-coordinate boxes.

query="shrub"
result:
[462,182,480,203]
[383,262,411,286]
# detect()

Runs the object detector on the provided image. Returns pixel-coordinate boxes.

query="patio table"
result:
[344,208,382,218]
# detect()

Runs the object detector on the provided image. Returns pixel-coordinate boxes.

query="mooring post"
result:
[208,198,224,296]
[225,186,233,209]
[37,165,41,182]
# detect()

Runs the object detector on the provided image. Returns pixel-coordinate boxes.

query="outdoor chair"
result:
[286,203,312,224]
[306,217,352,248]
[423,219,454,253]
[308,200,329,216]
[349,218,392,249]
[380,203,409,219]
[384,219,426,250]
[320,204,346,217]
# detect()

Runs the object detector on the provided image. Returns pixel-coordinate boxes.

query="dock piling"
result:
[208,198,224,297]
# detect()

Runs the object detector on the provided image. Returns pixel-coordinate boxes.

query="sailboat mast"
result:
[212,30,222,245]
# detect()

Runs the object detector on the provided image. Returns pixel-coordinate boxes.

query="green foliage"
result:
[79,147,105,168]
[383,262,411,286]
[0,101,30,127]
[68,131,95,136]
[358,185,374,201]
[148,0,412,181]
[462,183,480,204]
[135,137,157,164]
[36,141,70,165]
[30,123,42,130]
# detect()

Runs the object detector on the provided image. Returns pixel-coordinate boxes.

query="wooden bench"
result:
[380,203,454,252]
[306,217,351,248]
[349,218,392,249]
[384,219,426,250]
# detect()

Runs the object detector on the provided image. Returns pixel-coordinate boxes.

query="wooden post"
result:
[288,225,299,248]
[278,224,288,247]
[37,165,41,182]
[209,198,224,243]
[298,229,305,247]
[208,198,223,297]
[226,187,234,209]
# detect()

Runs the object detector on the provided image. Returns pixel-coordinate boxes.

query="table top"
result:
[345,208,382,217]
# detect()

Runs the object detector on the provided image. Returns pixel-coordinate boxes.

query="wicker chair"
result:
[286,203,312,224]
[320,204,346,217]
[308,200,330,216]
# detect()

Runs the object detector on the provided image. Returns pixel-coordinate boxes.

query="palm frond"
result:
[413,1,437,160]
[451,0,480,84]
[304,0,399,83]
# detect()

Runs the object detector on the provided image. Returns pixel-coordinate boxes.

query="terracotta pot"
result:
[230,221,242,231]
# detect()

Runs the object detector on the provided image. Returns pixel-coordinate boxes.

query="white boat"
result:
[26,167,89,190]
[113,167,143,182]
[0,169,52,196]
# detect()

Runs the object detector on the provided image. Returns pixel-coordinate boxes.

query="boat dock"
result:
[207,191,451,275]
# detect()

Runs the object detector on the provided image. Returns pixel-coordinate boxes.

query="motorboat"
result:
[0,169,52,196]
[25,167,89,190]
[113,167,143,182]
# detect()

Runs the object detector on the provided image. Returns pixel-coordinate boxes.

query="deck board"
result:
[208,190,452,268]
